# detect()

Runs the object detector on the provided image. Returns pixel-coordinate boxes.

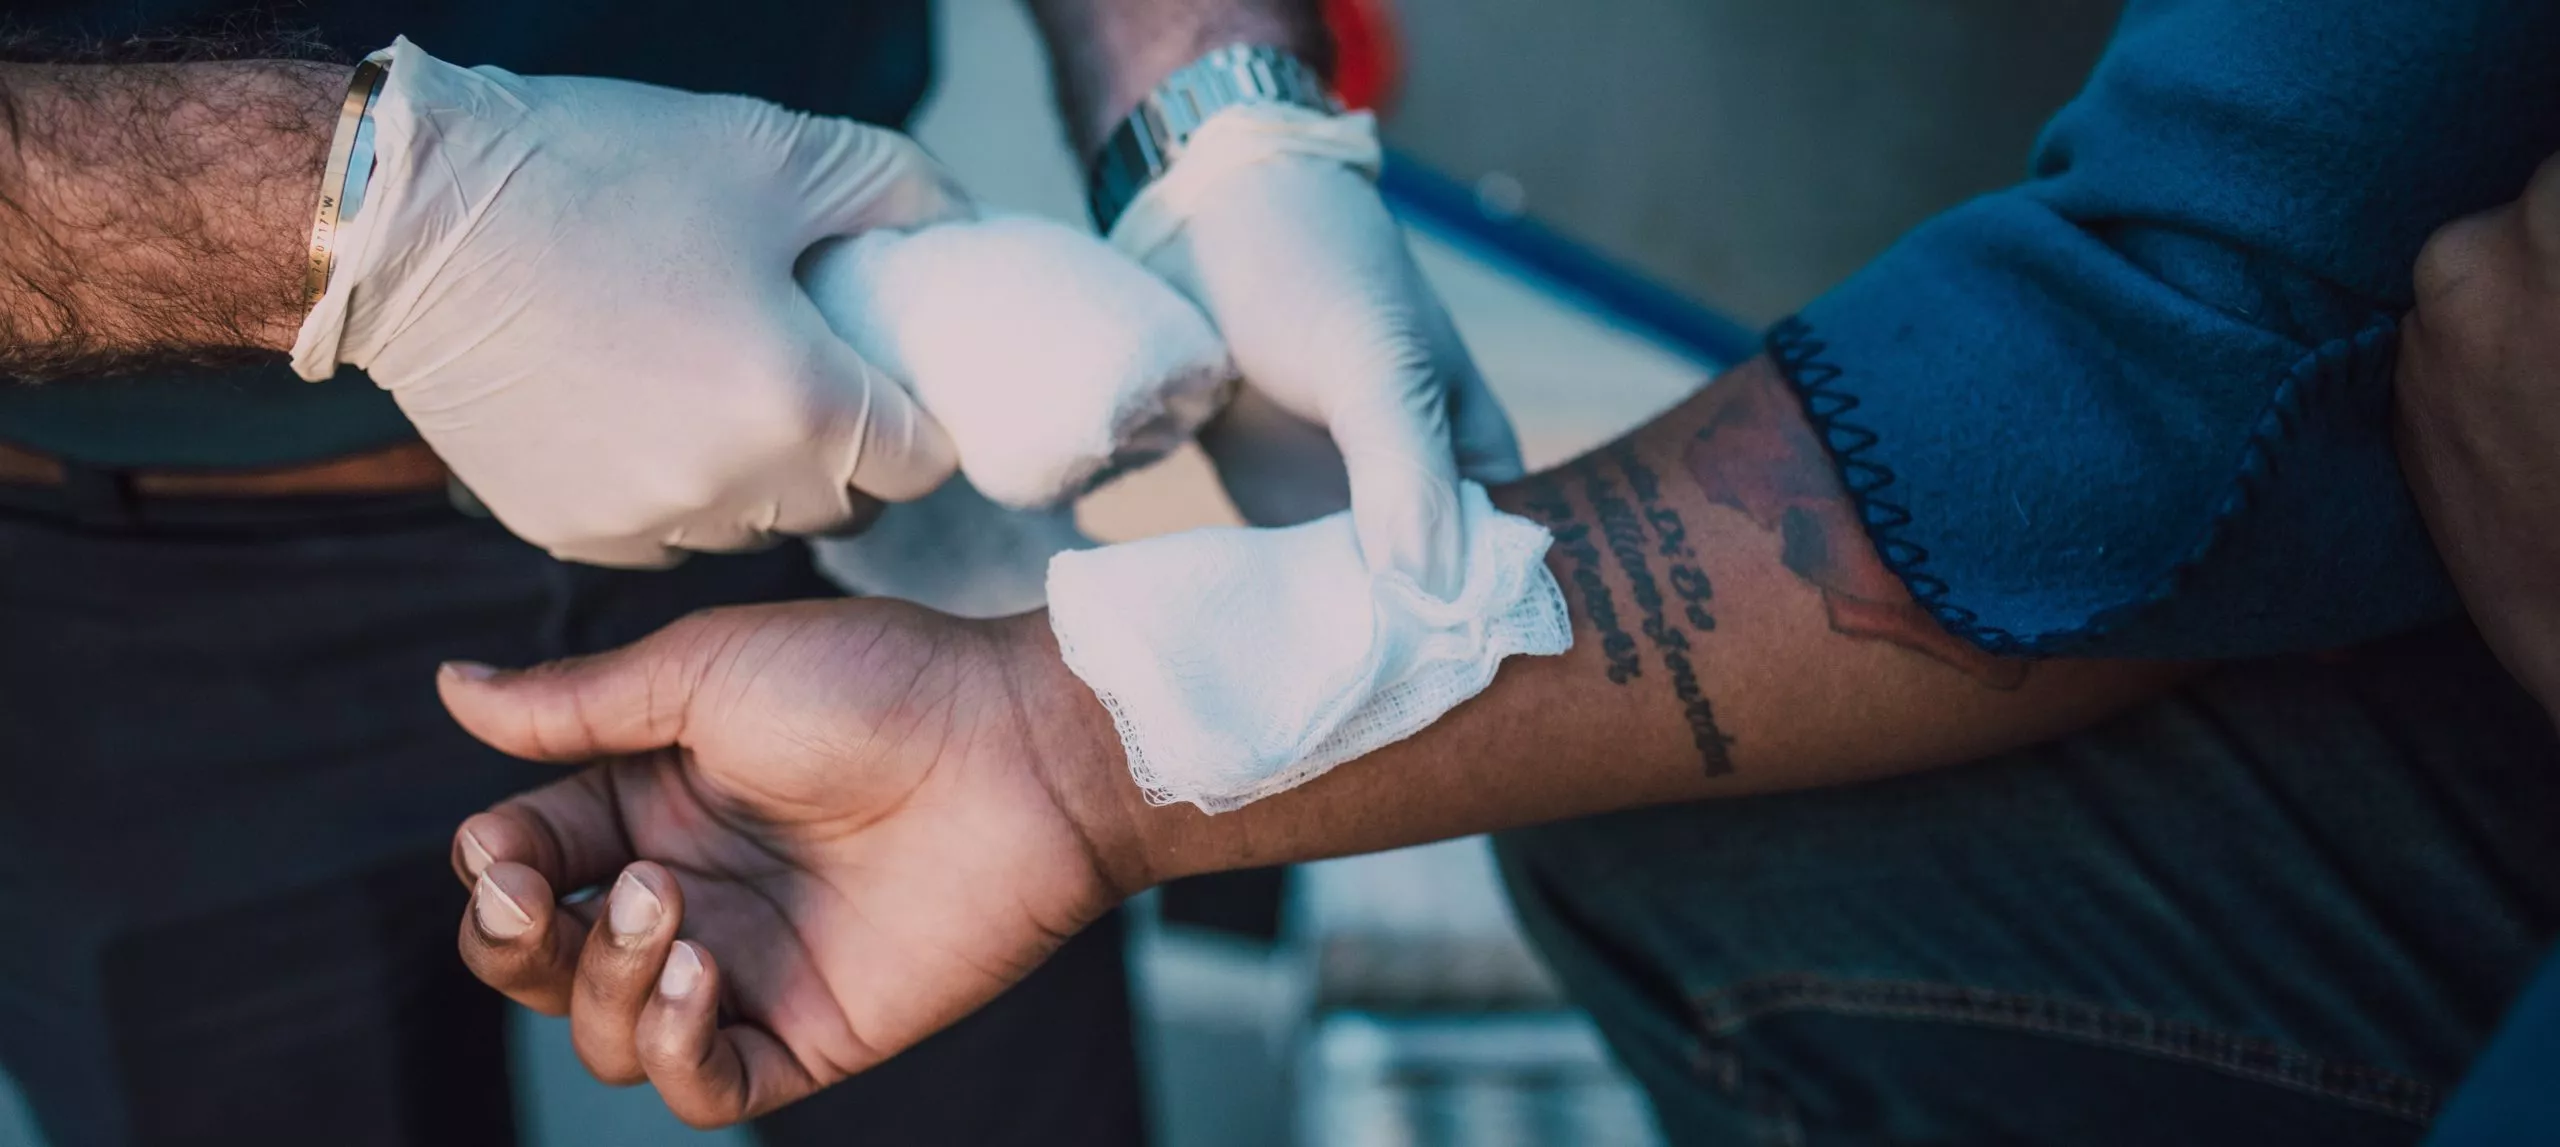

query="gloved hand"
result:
[1111,106,1523,597]
[293,37,968,567]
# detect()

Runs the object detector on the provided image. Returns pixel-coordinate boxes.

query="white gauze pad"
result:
[1048,481,1573,813]
[802,216,1237,510]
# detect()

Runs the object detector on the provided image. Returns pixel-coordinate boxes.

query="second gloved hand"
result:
[295,38,968,567]
[1111,106,1523,596]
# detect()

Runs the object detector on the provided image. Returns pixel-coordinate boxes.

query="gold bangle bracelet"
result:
[302,54,391,308]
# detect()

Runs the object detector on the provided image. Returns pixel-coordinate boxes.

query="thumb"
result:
[786,118,973,242]
[1431,317,1526,485]
[1325,379,1468,597]
[798,317,961,505]
[438,622,716,763]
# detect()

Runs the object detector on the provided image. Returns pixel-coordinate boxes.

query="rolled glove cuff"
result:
[290,36,530,381]
[1106,107,1383,263]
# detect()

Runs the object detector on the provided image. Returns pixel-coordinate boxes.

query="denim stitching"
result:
[1688,972,2440,1124]
[1688,1029,1808,1147]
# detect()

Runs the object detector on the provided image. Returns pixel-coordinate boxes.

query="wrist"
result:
[299,52,391,318]
[225,60,350,352]
[0,59,347,364]
[201,60,350,353]
[995,611,1208,899]
[1050,7,1333,158]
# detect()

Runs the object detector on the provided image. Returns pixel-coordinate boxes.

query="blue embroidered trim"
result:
[1762,316,2025,653]
[1763,314,2400,658]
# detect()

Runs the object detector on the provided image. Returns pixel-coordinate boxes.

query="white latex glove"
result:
[1111,107,1523,596]
[294,38,968,567]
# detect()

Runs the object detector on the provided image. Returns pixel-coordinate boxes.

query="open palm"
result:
[439,599,1120,1126]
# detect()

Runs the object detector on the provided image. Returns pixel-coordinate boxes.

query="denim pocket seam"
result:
[1686,972,2441,1125]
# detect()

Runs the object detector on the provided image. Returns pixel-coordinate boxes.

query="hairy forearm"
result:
[1024,0,1330,157]
[1023,357,2191,892]
[0,59,342,379]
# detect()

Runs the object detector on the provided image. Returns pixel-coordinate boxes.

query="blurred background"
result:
[0,0,2121,1142]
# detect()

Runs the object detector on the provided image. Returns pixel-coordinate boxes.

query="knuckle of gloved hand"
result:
[559,499,693,559]
[847,131,968,220]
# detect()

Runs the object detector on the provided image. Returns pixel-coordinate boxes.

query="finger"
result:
[639,942,826,1129]
[572,863,686,1086]
[540,534,686,571]
[796,321,959,506]
[454,770,640,899]
[437,624,715,763]
[788,120,973,241]
[453,765,644,1017]
[1438,344,1526,485]
[458,860,588,1016]
[1324,381,1468,597]
[1344,448,1467,599]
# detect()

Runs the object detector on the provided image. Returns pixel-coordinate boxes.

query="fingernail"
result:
[457,828,495,880]
[608,871,662,939]
[660,941,703,1000]
[441,660,498,683]
[474,873,533,940]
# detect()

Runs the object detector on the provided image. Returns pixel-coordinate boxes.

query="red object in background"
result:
[1323,0,1403,112]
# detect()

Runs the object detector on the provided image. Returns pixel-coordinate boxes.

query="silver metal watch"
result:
[1086,44,1337,235]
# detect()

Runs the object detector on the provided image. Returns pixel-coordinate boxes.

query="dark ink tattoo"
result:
[1620,444,1717,631]
[1525,474,1642,684]
[1590,447,1736,776]
[1684,365,2030,690]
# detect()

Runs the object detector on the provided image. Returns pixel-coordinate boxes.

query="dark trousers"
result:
[1500,623,2560,1146]
[0,489,1144,1147]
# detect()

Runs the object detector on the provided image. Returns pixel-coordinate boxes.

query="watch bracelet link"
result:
[1086,44,1337,236]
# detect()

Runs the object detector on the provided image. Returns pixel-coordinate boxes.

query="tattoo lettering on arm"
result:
[1615,443,1717,633]
[1682,366,2030,690]
[1585,448,1735,776]
[1523,473,1642,683]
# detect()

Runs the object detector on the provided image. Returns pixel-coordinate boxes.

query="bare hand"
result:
[2398,152,2560,717]
[436,601,1131,1127]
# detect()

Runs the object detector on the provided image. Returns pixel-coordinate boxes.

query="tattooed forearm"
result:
[1122,354,2187,883]
[1684,369,2030,690]
[0,52,343,380]
[1581,450,1735,776]
[1527,449,1737,777]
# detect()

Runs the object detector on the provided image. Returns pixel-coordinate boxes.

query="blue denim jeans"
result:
[1498,623,2560,1146]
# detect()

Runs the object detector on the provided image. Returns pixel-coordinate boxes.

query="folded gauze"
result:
[1049,481,1573,814]
[802,216,1238,510]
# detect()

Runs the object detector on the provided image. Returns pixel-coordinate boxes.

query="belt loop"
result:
[59,460,138,530]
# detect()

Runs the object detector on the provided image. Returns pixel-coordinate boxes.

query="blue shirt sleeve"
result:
[1779,0,2560,659]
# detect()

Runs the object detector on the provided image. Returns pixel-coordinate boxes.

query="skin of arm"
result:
[1040,357,2178,887]
[2396,151,2560,727]
[1023,0,1332,157]
[434,354,2186,1126]
[0,58,344,378]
